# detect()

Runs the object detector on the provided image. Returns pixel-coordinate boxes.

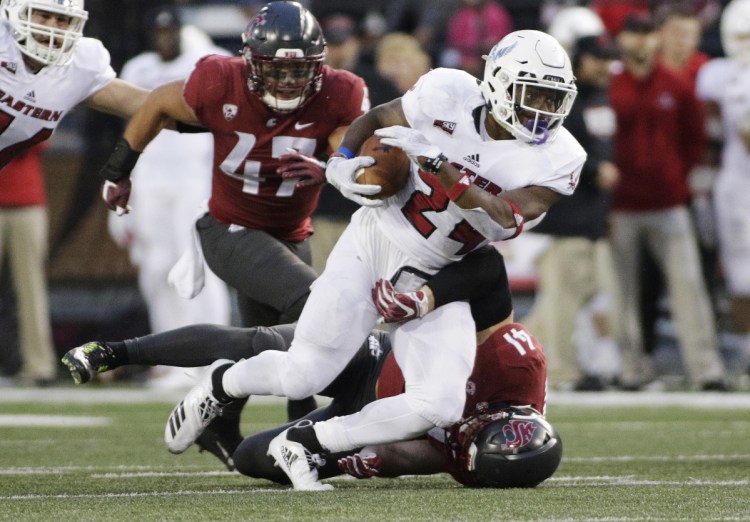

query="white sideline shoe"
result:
[267,422,333,491]
[164,359,233,454]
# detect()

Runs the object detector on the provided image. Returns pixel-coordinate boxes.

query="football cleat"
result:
[267,422,333,491]
[164,359,234,454]
[61,342,115,384]
[196,421,242,472]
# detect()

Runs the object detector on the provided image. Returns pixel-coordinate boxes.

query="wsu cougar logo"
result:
[501,420,536,449]
[223,104,238,121]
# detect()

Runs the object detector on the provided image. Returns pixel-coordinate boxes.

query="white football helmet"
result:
[1,0,88,67]
[721,0,750,65]
[547,6,606,52]
[482,30,577,144]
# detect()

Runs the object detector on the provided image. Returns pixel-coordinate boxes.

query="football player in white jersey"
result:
[0,0,149,170]
[165,29,586,491]
[695,0,750,372]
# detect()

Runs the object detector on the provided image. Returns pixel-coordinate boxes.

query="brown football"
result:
[356,135,411,199]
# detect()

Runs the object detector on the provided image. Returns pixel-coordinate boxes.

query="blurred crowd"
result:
[1,0,747,392]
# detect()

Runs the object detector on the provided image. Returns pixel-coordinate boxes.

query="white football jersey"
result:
[696,58,750,179]
[0,20,115,170]
[366,68,586,269]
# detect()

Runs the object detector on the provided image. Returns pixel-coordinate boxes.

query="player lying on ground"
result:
[62,247,562,488]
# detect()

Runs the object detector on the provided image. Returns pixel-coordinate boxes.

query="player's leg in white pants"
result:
[313,301,476,453]
[222,222,381,399]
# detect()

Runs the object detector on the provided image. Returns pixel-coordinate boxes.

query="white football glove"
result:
[325,155,383,207]
[374,126,442,164]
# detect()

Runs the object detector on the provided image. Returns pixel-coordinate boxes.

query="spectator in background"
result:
[608,13,727,391]
[657,4,710,82]
[637,3,717,362]
[111,6,231,387]
[524,35,621,391]
[441,0,513,78]
[591,0,651,36]
[374,32,431,94]
[384,0,458,62]
[0,146,56,386]
[696,0,750,376]
[546,5,607,54]
[311,14,400,272]
[322,14,400,107]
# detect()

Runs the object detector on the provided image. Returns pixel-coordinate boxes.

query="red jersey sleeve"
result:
[183,54,234,123]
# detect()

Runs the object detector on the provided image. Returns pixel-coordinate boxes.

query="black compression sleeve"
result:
[428,246,513,330]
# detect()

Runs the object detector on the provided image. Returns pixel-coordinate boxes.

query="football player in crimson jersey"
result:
[62,246,557,487]
[0,0,150,170]
[162,28,584,491]
[97,2,370,420]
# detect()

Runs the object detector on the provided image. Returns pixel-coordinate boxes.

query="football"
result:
[356,135,411,199]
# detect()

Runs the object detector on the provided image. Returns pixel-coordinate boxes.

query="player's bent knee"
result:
[278,361,321,400]
[405,391,465,428]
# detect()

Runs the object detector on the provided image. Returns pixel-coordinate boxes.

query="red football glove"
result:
[337,453,382,479]
[277,149,326,188]
[372,278,430,323]
[101,179,132,216]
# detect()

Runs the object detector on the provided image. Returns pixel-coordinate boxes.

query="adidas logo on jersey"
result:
[433,119,456,135]
[24,90,36,102]
[463,153,480,167]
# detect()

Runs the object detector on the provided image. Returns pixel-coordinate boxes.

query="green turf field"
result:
[1,389,749,521]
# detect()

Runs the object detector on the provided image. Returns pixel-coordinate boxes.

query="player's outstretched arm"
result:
[99,80,199,214]
[83,79,150,119]
[338,440,447,479]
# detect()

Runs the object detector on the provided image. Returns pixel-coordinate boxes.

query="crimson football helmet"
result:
[482,30,577,144]
[448,406,562,488]
[241,1,326,112]
[1,0,88,66]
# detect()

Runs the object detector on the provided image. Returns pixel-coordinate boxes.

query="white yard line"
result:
[2,387,750,407]
[0,414,110,427]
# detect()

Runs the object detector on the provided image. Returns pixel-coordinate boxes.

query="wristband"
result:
[447,171,473,202]
[100,137,140,182]
[420,152,447,174]
[505,199,525,239]
[336,146,355,159]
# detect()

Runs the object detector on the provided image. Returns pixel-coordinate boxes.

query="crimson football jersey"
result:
[376,323,547,415]
[183,56,368,241]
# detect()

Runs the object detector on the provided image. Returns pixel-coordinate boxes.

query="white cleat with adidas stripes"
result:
[267,422,334,491]
[164,359,234,454]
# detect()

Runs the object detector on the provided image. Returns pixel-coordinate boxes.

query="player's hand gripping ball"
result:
[356,135,411,199]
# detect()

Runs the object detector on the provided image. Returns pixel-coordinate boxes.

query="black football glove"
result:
[100,137,140,215]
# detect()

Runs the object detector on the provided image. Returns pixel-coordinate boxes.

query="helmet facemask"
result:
[243,46,324,113]
[240,2,326,113]
[482,30,577,144]
[3,0,88,67]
